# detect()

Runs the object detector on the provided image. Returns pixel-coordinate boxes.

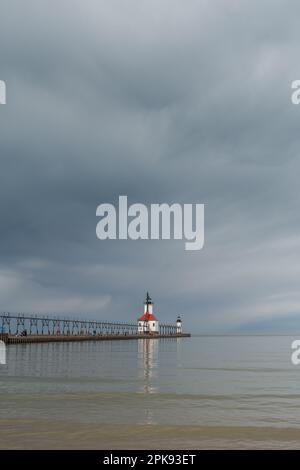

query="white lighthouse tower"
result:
[138,292,159,334]
[176,315,182,334]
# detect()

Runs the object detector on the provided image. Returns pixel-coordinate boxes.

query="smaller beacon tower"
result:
[138,292,159,334]
[176,315,182,334]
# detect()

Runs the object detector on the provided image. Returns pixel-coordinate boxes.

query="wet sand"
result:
[1,420,300,449]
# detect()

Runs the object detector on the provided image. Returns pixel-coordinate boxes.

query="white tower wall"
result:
[148,320,159,333]
[176,318,182,333]
[144,304,153,314]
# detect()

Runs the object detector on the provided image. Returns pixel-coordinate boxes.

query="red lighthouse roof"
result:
[138,312,158,322]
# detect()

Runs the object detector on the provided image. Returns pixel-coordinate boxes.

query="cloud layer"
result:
[1,0,300,332]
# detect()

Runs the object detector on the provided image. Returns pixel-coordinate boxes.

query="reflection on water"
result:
[137,339,160,424]
[138,339,159,395]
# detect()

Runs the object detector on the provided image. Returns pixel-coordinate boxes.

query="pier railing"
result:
[0,313,179,337]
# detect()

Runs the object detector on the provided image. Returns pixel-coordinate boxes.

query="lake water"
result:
[1,335,300,449]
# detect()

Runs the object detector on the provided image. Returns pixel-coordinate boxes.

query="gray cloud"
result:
[1,0,300,332]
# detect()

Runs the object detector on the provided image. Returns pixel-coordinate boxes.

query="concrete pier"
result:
[0,309,191,345]
[0,332,190,345]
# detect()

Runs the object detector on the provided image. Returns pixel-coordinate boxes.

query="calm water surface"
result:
[0,336,300,449]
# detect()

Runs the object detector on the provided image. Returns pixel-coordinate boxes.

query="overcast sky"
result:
[1,0,300,332]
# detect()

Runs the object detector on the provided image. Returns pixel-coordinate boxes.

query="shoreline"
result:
[1,420,299,450]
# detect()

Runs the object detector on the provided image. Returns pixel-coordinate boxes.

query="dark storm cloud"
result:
[1,0,300,331]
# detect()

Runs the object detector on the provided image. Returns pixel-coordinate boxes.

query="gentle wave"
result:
[1,391,300,401]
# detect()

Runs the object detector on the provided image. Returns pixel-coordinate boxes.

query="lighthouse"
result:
[138,292,159,334]
[176,315,182,334]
